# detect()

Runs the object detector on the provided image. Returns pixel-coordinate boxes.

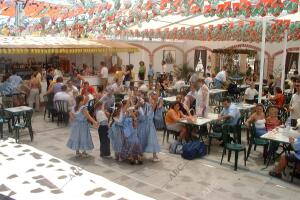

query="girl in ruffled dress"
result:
[67,95,99,158]
[108,102,124,161]
[151,91,165,130]
[137,96,161,162]
[121,99,143,164]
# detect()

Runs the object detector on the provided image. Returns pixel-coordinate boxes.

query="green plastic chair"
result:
[14,110,34,143]
[220,124,246,171]
[0,103,12,138]
[207,106,224,154]
[246,123,269,163]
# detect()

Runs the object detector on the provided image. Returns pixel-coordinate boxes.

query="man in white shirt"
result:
[100,61,108,87]
[66,80,79,98]
[214,66,227,89]
[174,77,186,92]
[290,78,300,128]
[138,81,148,92]
[111,78,124,93]
[244,82,258,104]
[204,73,213,88]
[196,77,209,117]
[53,85,74,111]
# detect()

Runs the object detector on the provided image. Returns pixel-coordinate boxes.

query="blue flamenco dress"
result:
[144,104,161,153]
[108,115,125,156]
[137,106,148,151]
[121,114,142,159]
[67,106,94,151]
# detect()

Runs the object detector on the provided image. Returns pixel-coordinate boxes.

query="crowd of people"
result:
[1,61,300,178]
[40,61,164,164]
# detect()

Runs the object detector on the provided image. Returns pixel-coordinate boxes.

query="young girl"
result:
[67,95,99,158]
[121,99,143,164]
[108,103,124,161]
[142,97,161,161]
[95,101,110,157]
[151,91,165,130]
[266,106,281,131]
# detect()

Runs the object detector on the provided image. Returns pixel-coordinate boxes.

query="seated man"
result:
[53,85,74,111]
[214,66,227,89]
[269,136,300,179]
[218,97,241,126]
[46,76,64,95]
[81,81,96,97]
[217,97,241,142]
[66,80,79,98]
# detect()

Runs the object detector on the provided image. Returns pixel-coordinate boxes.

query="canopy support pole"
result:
[298,49,300,73]
[258,18,266,103]
[92,54,95,74]
[281,30,288,90]
[129,52,131,64]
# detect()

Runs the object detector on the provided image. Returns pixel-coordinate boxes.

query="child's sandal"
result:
[76,152,81,158]
[81,152,89,158]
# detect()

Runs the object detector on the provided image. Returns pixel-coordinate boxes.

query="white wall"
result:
[117,40,185,78]
[2,39,299,78]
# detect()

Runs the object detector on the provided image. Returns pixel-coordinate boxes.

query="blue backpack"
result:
[181,141,207,160]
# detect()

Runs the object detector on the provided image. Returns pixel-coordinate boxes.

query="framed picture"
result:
[163,50,176,64]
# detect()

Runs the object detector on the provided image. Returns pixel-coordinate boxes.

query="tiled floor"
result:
[2,112,300,200]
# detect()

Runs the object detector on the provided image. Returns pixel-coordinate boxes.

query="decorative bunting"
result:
[0,0,299,42]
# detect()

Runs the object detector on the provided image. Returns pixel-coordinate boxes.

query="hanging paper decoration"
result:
[284,0,299,14]
[0,0,300,41]
[105,20,300,43]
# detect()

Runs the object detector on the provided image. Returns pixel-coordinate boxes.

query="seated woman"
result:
[265,106,281,131]
[245,104,266,137]
[269,87,285,107]
[165,101,187,140]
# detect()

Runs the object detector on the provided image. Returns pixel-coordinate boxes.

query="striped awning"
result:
[0,36,138,54]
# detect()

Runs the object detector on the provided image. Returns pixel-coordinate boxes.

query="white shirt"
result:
[54,69,63,78]
[196,84,209,117]
[53,91,74,111]
[96,110,108,123]
[162,64,167,73]
[139,84,148,92]
[290,93,300,119]
[205,77,213,87]
[111,83,123,93]
[215,70,226,83]
[67,85,79,98]
[174,80,185,91]
[101,67,108,78]
[245,88,258,100]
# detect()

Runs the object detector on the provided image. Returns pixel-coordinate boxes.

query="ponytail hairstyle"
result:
[75,95,84,112]
[109,102,122,127]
